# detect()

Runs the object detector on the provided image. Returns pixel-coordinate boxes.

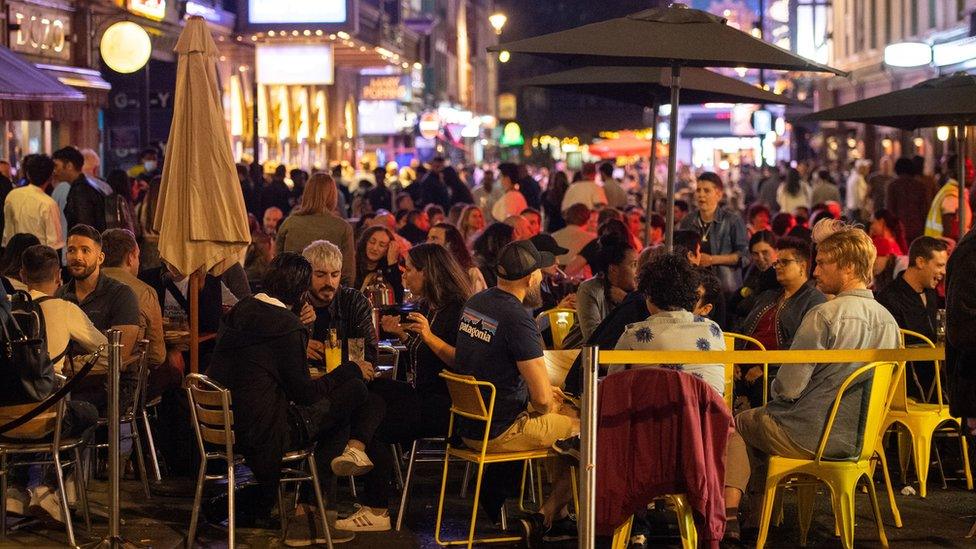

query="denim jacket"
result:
[678,207,748,294]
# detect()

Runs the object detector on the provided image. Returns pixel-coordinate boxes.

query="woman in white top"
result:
[491,175,528,222]
[427,222,487,293]
[776,167,811,215]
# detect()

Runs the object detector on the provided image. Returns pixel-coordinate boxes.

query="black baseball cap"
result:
[529,233,569,257]
[496,240,555,281]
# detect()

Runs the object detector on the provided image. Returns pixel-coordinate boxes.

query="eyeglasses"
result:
[772,259,799,269]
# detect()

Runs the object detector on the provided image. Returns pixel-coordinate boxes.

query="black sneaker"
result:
[552,436,580,461]
[518,512,546,548]
[542,514,578,542]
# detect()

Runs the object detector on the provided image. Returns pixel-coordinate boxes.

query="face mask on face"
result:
[144,161,157,172]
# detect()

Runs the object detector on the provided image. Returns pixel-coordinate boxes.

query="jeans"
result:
[359,378,451,509]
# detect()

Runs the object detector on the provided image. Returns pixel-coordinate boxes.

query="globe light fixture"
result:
[498,50,511,63]
[937,126,950,141]
[100,21,152,74]
[884,42,932,68]
[489,12,507,35]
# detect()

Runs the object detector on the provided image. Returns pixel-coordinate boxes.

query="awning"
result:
[36,64,111,92]
[0,45,85,120]
[682,115,740,138]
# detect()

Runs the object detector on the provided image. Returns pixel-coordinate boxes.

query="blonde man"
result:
[734,220,899,528]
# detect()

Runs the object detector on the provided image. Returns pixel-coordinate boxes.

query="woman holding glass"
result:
[333,243,472,532]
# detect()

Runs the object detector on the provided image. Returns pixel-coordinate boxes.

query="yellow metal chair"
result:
[723,332,768,408]
[609,494,698,549]
[435,371,561,548]
[881,329,973,498]
[755,361,901,549]
[536,308,577,350]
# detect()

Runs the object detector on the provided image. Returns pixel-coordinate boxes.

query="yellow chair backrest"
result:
[815,361,901,464]
[897,328,945,411]
[723,332,768,408]
[440,371,494,422]
[537,308,577,350]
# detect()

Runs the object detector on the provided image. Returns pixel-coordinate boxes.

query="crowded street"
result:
[1,0,976,548]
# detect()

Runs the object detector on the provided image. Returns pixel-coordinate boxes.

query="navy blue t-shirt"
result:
[454,287,544,439]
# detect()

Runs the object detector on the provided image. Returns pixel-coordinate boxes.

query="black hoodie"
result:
[207,296,361,482]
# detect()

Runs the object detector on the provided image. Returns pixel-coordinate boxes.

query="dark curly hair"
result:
[263,252,312,307]
[697,268,722,311]
[638,253,700,312]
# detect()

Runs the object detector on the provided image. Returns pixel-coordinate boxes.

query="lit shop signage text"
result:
[360,75,410,102]
[7,2,71,61]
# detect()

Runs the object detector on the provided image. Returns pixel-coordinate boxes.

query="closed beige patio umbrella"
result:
[154,16,250,372]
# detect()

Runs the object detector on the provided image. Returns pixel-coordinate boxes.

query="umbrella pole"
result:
[645,102,659,246]
[665,64,682,253]
[190,270,201,374]
[959,125,967,238]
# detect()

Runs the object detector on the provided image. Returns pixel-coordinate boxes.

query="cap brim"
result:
[538,251,556,269]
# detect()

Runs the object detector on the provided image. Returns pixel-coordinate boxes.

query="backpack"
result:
[0,291,58,405]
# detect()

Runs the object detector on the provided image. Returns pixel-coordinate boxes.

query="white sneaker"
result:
[29,485,65,524]
[5,486,29,516]
[330,446,374,477]
[334,506,391,532]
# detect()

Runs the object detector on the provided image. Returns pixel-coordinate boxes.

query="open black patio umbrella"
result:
[520,66,796,244]
[491,3,845,250]
[799,72,976,236]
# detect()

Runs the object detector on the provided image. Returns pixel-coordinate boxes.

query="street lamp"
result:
[498,50,511,63]
[489,12,507,35]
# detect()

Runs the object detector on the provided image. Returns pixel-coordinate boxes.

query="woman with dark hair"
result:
[1,233,41,292]
[567,218,634,279]
[340,244,473,531]
[770,212,796,237]
[427,222,487,292]
[575,234,638,340]
[542,171,570,233]
[776,167,810,214]
[729,230,779,326]
[106,169,138,236]
[443,166,474,206]
[473,222,514,288]
[747,204,771,236]
[870,208,908,291]
[354,226,403,302]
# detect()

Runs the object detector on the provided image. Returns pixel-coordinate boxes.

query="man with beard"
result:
[876,236,947,341]
[56,224,141,408]
[454,240,580,543]
[301,239,377,367]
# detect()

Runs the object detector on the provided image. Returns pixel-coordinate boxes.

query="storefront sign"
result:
[360,74,411,102]
[498,93,517,120]
[358,100,398,135]
[7,1,71,62]
[128,0,166,21]
[248,0,348,24]
[418,112,440,140]
[256,44,334,85]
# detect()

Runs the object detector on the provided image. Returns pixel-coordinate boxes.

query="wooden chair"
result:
[184,374,333,549]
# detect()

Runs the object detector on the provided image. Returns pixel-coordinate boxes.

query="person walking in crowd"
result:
[413,156,451,210]
[473,222,515,288]
[260,165,293,217]
[355,226,404,302]
[427,222,487,292]
[275,173,356,286]
[542,170,570,233]
[517,164,543,210]
[736,220,899,530]
[678,171,748,296]
[55,146,106,233]
[492,163,529,222]
[443,165,474,207]
[599,162,628,209]
[809,169,841,207]
[551,203,596,268]
[845,159,871,223]
[926,154,972,242]
[561,162,607,212]
[3,154,63,251]
[869,209,908,292]
[888,156,938,243]
[342,244,473,531]
[472,169,501,221]
[776,168,810,215]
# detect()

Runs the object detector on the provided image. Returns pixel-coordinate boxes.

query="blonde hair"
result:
[813,219,876,285]
[302,239,343,271]
[296,172,338,215]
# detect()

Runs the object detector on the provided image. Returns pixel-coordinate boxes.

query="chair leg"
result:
[227,461,236,549]
[864,476,889,547]
[395,440,419,531]
[391,444,404,491]
[897,428,911,485]
[1,453,8,542]
[130,421,151,499]
[465,462,488,549]
[961,433,973,491]
[610,516,634,549]
[877,449,903,527]
[53,451,76,547]
[187,460,207,549]
[912,431,932,498]
[827,481,857,549]
[795,484,816,546]
[74,447,92,534]
[141,409,162,482]
[459,462,472,498]
[434,450,453,546]
[348,476,357,498]
[668,495,697,549]
[307,453,334,549]
[278,483,288,539]
[755,474,782,549]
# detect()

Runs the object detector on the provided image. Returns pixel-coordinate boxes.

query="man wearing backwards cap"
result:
[454,239,580,543]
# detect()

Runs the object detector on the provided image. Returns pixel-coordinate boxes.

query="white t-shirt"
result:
[561,180,608,212]
[491,190,529,222]
[610,309,726,396]
[28,289,107,374]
